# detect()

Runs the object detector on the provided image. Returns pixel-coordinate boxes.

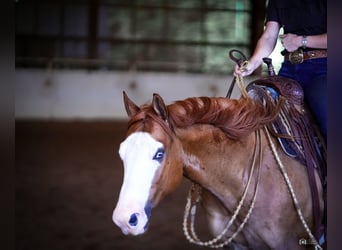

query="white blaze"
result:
[113,132,163,235]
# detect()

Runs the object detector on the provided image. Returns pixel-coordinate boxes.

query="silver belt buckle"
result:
[289,49,304,64]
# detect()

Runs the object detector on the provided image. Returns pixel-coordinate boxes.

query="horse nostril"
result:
[128,213,138,226]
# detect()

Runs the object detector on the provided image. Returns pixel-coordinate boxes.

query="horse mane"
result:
[127,96,281,140]
[167,96,281,139]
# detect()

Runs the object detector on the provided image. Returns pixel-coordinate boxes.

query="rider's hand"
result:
[279,33,302,52]
[233,61,255,77]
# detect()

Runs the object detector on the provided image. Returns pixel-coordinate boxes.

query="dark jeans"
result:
[278,58,327,140]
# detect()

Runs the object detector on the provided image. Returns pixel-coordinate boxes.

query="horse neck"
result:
[176,124,258,204]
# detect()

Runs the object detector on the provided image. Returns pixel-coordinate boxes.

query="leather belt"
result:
[284,49,327,64]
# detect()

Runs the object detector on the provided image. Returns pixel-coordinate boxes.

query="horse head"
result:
[113,92,183,235]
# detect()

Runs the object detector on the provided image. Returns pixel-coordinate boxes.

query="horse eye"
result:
[153,148,164,162]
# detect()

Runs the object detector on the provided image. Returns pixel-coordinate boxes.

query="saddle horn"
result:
[262,57,275,76]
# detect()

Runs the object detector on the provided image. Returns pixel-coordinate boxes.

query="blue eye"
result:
[153,148,164,162]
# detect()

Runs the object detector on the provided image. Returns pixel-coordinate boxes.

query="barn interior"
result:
[15,1,284,249]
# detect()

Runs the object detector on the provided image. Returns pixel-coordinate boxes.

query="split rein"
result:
[183,130,262,248]
[264,126,322,250]
[182,70,322,250]
[183,59,256,249]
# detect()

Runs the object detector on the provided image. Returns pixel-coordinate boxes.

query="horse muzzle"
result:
[112,202,153,235]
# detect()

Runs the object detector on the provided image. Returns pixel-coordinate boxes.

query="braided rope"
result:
[183,131,262,248]
[236,61,249,98]
[183,67,321,248]
[263,126,322,250]
[278,105,305,156]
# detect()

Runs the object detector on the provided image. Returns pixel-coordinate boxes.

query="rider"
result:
[234,0,327,141]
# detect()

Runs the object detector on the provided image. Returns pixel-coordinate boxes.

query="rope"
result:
[237,69,321,249]
[236,60,249,98]
[183,131,262,248]
[183,69,321,249]
[263,126,322,250]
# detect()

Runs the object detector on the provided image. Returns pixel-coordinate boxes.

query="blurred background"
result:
[15,0,282,249]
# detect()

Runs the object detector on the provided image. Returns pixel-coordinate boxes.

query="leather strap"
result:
[284,50,327,62]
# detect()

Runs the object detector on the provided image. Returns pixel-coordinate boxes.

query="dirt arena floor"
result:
[15,120,210,250]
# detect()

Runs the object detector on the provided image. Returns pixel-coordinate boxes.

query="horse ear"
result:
[123,91,140,117]
[152,93,168,121]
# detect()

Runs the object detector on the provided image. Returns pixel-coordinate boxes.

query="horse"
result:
[112,90,324,250]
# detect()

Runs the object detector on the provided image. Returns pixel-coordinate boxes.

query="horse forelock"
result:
[167,96,280,139]
[127,105,173,140]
